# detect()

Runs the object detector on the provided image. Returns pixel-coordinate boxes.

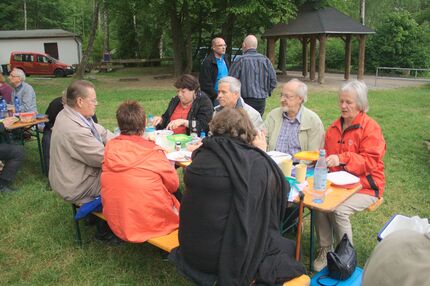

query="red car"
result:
[10,52,75,77]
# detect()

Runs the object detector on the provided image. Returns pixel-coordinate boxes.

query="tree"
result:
[366,10,430,70]
[75,0,101,78]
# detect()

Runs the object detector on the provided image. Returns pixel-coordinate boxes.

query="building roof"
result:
[0,29,77,39]
[262,7,374,38]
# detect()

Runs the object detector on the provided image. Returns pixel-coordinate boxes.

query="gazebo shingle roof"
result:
[262,7,374,38]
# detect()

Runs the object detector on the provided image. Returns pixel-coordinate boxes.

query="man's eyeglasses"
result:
[280,93,297,100]
[9,74,19,78]
[216,44,227,47]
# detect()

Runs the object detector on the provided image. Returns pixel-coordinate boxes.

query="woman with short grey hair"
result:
[313,80,386,271]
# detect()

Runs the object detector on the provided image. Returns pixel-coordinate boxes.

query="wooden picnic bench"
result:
[71,204,179,252]
[71,204,310,285]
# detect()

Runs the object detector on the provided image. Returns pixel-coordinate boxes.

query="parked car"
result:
[10,52,75,77]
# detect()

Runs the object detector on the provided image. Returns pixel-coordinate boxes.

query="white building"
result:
[0,29,82,66]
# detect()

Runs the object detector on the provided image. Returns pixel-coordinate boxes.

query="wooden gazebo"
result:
[262,6,375,84]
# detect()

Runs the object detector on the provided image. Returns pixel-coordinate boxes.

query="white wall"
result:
[0,37,81,65]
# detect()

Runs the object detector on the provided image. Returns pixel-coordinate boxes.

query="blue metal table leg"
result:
[310,208,315,272]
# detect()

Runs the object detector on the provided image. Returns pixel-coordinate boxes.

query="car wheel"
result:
[54,69,64,77]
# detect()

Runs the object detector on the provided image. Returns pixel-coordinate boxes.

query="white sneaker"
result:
[313,246,332,272]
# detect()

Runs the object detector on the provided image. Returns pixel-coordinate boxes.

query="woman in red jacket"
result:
[101,100,180,242]
[313,80,386,271]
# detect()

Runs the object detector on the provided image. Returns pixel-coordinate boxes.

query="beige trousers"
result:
[315,193,378,247]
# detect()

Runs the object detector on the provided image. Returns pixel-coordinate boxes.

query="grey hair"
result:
[288,78,308,103]
[66,80,95,107]
[340,80,369,112]
[13,68,26,81]
[218,76,241,96]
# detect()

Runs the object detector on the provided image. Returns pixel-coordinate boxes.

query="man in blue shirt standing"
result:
[199,37,230,105]
[230,35,277,116]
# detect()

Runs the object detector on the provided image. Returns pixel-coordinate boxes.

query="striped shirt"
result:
[229,49,277,99]
[275,107,303,158]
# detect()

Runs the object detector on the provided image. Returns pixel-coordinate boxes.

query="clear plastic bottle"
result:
[14,96,21,114]
[313,149,328,203]
[0,97,6,119]
[190,119,198,139]
[147,114,154,127]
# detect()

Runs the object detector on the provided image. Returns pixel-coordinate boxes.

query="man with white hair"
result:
[199,37,230,104]
[265,79,324,158]
[229,35,277,116]
[8,68,37,113]
[214,76,264,130]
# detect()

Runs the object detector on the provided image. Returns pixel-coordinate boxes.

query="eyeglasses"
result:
[215,44,227,47]
[9,74,19,78]
[280,93,297,100]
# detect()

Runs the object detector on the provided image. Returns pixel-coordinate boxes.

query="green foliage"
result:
[367,10,430,70]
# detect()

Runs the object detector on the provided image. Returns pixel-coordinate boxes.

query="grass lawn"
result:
[1,68,429,285]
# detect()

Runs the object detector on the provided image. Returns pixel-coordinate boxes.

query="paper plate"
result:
[166,151,192,162]
[267,151,292,165]
[327,171,360,186]
[294,151,319,161]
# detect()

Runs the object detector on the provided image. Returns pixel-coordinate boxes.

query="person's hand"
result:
[326,154,340,167]
[3,117,18,129]
[252,130,267,151]
[167,119,187,130]
[152,116,162,127]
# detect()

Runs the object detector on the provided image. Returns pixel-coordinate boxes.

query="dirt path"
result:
[91,67,428,91]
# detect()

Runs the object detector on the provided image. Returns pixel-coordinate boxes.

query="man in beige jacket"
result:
[265,79,324,160]
[49,80,113,204]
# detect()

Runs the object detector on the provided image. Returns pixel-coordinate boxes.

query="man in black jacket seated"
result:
[0,117,25,193]
[199,37,230,105]
[169,108,306,285]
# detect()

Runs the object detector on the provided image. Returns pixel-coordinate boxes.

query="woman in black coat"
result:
[152,74,213,135]
[169,108,306,286]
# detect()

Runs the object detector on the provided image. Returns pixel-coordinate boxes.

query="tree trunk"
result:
[169,0,184,76]
[75,0,101,79]
[221,14,235,62]
[102,1,109,55]
[360,0,366,25]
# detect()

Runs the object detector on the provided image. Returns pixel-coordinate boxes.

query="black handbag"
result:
[317,234,357,285]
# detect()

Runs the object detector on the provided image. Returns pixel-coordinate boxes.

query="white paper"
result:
[327,171,360,185]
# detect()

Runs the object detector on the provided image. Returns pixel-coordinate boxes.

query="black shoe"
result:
[0,185,15,193]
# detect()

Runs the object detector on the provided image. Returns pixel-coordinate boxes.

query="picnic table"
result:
[9,117,49,175]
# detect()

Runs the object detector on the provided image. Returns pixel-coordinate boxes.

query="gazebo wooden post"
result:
[357,34,366,80]
[302,36,308,77]
[267,37,276,65]
[318,34,326,84]
[310,35,317,81]
[279,38,287,75]
[344,34,352,80]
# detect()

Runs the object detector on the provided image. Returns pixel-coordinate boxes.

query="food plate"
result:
[327,171,360,186]
[293,150,319,161]
[166,151,192,162]
[167,134,193,146]
[155,129,174,137]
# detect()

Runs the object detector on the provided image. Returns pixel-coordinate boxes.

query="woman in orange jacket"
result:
[313,80,386,271]
[101,100,180,243]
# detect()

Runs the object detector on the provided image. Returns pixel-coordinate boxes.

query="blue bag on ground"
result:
[74,196,102,220]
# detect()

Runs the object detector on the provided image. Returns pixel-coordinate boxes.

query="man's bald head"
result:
[243,35,258,52]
